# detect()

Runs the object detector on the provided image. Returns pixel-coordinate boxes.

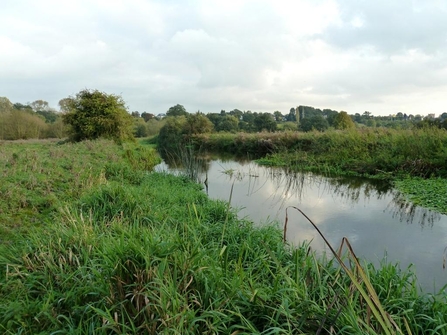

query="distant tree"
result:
[354,113,362,123]
[439,112,447,121]
[131,111,141,118]
[324,109,338,126]
[216,115,239,132]
[58,98,72,113]
[36,110,58,123]
[134,118,148,137]
[182,112,214,137]
[242,111,255,124]
[141,112,155,122]
[363,111,371,119]
[0,97,13,113]
[157,116,187,155]
[62,89,134,143]
[2,110,48,140]
[13,103,33,112]
[30,100,50,112]
[299,115,329,132]
[333,111,355,130]
[206,113,222,129]
[229,109,243,120]
[166,104,188,117]
[254,113,277,132]
[273,111,283,122]
[286,108,296,122]
[366,118,376,127]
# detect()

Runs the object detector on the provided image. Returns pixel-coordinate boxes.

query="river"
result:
[156,158,447,293]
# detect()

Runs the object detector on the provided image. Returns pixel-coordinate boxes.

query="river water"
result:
[156,158,447,293]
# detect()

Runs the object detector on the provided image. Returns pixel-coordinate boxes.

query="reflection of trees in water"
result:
[263,168,393,209]
[222,165,444,228]
[387,191,441,227]
[158,153,444,228]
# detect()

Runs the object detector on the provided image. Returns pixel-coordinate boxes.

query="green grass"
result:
[1,140,447,334]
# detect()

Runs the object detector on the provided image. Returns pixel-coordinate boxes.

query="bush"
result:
[62,89,135,143]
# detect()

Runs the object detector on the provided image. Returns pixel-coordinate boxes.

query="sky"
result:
[1,0,447,117]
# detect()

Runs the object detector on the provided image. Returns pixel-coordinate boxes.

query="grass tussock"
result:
[0,140,446,334]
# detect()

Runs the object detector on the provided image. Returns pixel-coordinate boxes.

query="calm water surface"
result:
[156,159,447,293]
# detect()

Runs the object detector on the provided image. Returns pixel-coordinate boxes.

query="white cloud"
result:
[1,0,447,115]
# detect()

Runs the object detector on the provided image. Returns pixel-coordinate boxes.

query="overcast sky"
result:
[1,0,447,116]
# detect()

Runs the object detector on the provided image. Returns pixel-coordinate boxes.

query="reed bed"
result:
[193,127,447,178]
[0,140,446,334]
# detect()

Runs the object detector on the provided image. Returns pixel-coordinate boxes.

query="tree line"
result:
[1,90,446,142]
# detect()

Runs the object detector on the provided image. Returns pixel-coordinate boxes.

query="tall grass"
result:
[1,140,447,334]
[193,128,447,178]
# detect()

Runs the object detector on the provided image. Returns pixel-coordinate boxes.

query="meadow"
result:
[1,139,447,334]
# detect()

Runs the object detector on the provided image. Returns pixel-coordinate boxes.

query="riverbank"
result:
[190,128,447,214]
[1,140,446,334]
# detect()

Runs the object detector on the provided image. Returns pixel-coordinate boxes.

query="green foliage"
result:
[0,109,48,140]
[1,143,446,333]
[215,115,239,132]
[157,116,187,155]
[0,97,14,113]
[333,111,356,130]
[166,104,188,117]
[394,177,447,214]
[299,115,329,132]
[254,112,277,132]
[183,112,214,136]
[62,89,135,143]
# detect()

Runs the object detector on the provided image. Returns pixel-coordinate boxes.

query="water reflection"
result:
[156,157,447,292]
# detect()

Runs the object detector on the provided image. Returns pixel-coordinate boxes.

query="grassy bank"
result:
[1,140,447,334]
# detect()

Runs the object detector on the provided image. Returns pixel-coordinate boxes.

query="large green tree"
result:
[62,89,134,142]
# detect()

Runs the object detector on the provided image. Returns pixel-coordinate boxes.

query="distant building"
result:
[427,113,435,119]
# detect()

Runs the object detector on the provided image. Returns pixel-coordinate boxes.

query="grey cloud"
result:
[324,1,447,54]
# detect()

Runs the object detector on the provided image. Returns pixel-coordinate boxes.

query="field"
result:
[1,139,447,334]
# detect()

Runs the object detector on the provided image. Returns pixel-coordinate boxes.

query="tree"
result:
[62,89,134,143]
[141,112,155,122]
[333,111,355,130]
[166,104,188,117]
[254,113,277,132]
[286,108,296,122]
[299,115,329,132]
[58,98,72,113]
[157,116,187,155]
[273,111,283,122]
[182,112,214,137]
[216,115,239,132]
[30,100,50,112]
[13,103,33,112]
[0,97,13,113]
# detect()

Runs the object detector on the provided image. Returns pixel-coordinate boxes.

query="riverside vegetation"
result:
[1,139,447,334]
[187,127,447,214]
